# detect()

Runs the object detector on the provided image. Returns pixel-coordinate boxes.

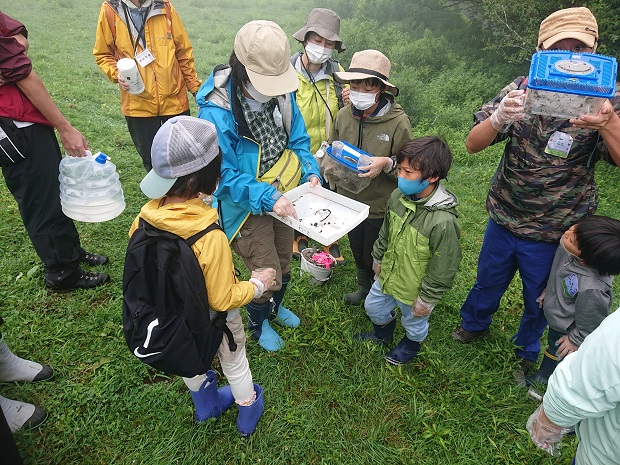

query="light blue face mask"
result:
[398,176,429,196]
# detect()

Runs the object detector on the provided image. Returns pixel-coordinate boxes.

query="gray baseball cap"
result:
[140,116,219,199]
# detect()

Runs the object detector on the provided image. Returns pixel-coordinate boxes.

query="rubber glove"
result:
[250,267,276,298]
[526,404,571,457]
[490,89,526,132]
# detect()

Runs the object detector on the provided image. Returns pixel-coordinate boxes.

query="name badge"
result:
[135,48,155,67]
[545,131,573,158]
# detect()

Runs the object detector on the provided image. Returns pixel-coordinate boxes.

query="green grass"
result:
[1,1,619,464]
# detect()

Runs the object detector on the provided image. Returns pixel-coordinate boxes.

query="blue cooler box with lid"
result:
[523,50,617,119]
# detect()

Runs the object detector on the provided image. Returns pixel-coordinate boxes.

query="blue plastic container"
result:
[324,141,373,193]
[524,51,617,118]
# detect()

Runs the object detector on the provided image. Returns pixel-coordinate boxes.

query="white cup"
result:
[117,58,145,95]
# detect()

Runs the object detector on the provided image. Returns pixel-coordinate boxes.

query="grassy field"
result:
[1,1,619,464]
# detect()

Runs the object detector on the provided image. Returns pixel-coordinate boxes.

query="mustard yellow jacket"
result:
[93,0,201,117]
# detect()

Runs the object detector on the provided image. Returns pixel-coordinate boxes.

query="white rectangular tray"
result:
[268,183,369,246]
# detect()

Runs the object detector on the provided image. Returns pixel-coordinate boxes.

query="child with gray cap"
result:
[132,115,275,437]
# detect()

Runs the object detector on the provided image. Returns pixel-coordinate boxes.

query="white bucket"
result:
[117,58,145,95]
[300,248,334,284]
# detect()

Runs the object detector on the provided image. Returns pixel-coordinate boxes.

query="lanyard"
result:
[121,3,149,54]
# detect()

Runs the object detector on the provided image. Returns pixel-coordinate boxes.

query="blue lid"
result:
[326,141,373,174]
[94,152,108,164]
[527,51,617,98]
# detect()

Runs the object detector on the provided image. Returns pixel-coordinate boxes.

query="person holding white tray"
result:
[196,21,321,352]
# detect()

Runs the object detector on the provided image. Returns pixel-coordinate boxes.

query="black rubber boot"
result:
[385,336,421,365]
[526,351,558,386]
[270,274,299,328]
[354,311,396,344]
[344,268,373,305]
[246,301,284,352]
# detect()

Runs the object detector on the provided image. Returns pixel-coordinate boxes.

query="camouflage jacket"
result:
[475,76,620,242]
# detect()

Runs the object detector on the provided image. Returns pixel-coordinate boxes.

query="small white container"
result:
[268,183,369,245]
[117,58,145,95]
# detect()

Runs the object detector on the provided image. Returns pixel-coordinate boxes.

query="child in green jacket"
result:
[356,137,462,365]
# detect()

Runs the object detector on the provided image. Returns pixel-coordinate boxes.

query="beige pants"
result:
[183,309,254,403]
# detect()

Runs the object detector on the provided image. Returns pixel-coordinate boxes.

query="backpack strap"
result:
[326,58,344,109]
[104,1,118,43]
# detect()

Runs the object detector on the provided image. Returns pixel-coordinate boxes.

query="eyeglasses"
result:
[570,45,593,53]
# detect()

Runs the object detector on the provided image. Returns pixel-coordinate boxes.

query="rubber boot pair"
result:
[189,372,264,437]
[0,338,53,432]
[526,351,558,386]
[354,311,396,343]
[189,370,235,422]
[344,268,373,305]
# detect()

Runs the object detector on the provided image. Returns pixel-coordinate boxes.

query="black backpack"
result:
[122,219,237,378]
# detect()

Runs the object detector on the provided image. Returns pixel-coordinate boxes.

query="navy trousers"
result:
[459,219,558,361]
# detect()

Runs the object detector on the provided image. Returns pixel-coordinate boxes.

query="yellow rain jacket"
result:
[93,0,201,117]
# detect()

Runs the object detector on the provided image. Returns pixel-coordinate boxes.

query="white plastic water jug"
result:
[59,151,125,222]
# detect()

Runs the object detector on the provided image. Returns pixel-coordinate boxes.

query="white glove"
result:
[412,297,435,317]
[526,404,571,457]
[250,267,276,298]
[490,89,526,131]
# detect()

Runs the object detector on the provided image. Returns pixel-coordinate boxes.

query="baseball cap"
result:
[140,116,219,199]
[538,7,598,50]
[233,20,299,96]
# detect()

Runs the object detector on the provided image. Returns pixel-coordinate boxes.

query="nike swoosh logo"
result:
[133,318,162,358]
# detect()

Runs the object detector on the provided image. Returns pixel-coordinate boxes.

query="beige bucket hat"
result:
[234,20,299,96]
[538,7,598,50]
[334,49,398,96]
[293,8,346,52]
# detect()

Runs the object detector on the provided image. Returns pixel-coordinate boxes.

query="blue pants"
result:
[365,280,430,343]
[459,219,558,361]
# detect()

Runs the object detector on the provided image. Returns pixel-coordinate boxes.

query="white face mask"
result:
[304,42,333,65]
[349,90,378,111]
[245,81,273,103]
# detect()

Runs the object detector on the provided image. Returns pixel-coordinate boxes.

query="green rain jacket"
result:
[372,182,462,306]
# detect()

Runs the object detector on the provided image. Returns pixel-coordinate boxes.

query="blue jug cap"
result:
[94,152,109,164]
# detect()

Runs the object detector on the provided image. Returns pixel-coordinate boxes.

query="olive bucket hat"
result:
[293,8,346,52]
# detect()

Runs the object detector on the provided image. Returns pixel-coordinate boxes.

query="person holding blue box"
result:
[451,7,620,377]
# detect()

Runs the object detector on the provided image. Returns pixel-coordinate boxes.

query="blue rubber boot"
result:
[237,384,264,438]
[189,370,235,422]
[247,301,284,351]
[271,275,300,328]
[385,336,421,365]
[354,311,396,344]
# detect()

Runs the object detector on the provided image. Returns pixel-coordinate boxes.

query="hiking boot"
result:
[292,235,308,260]
[451,325,490,343]
[81,251,109,266]
[325,242,345,266]
[46,269,110,293]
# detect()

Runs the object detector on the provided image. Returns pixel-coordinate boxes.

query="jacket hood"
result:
[138,198,219,239]
[349,96,406,124]
[419,182,459,212]
[196,65,232,111]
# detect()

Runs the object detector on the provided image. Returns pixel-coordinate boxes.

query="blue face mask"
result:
[398,177,429,196]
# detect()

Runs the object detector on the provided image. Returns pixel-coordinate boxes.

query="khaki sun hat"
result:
[234,20,299,97]
[538,7,598,50]
[334,49,399,96]
[293,8,346,52]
